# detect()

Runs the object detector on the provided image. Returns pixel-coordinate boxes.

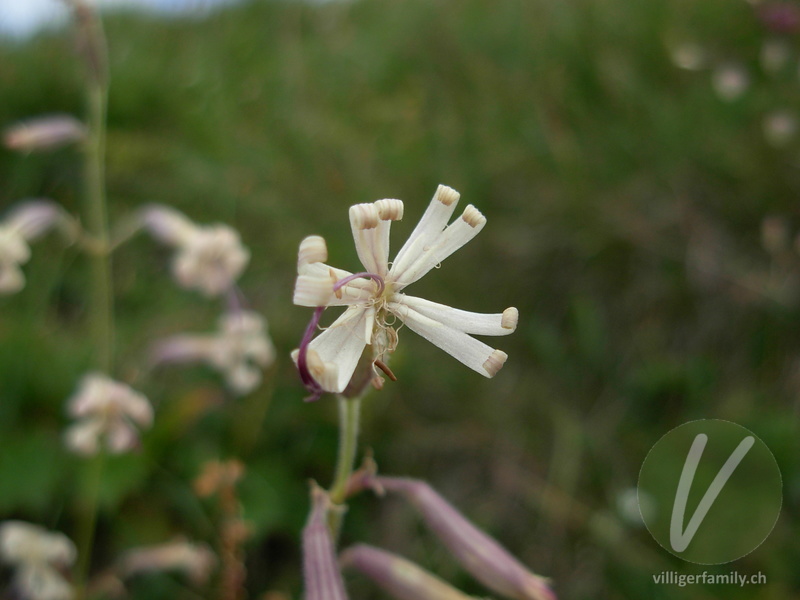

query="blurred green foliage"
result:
[1,0,800,598]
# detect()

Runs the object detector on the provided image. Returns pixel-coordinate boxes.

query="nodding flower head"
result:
[292,185,518,400]
[142,205,250,297]
[64,373,153,456]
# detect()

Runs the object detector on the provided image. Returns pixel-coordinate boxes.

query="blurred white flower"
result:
[292,185,518,399]
[141,205,250,296]
[712,64,749,101]
[763,110,797,146]
[152,310,275,394]
[64,373,153,455]
[118,539,216,586]
[0,521,76,600]
[0,201,62,295]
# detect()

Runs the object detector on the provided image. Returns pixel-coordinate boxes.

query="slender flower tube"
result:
[141,205,250,297]
[302,484,350,600]
[151,310,275,394]
[0,201,63,295]
[340,544,480,600]
[292,185,518,398]
[374,477,556,600]
[3,115,86,153]
[0,521,76,600]
[64,373,153,455]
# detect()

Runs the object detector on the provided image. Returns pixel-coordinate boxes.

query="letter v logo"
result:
[669,433,755,553]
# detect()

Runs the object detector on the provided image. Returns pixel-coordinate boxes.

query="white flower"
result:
[292,185,518,398]
[0,201,61,295]
[142,205,250,296]
[152,310,275,394]
[64,373,153,455]
[118,539,216,585]
[0,521,76,600]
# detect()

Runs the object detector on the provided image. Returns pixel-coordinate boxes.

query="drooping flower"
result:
[151,310,275,394]
[118,539,216,586]
[302,484,350,600]
[64,373,153,455]
[0,201,62,295]
[141,205,250,297]
[372,476,556,600]
[0,521,76,600]
[292,185,518,400]
[340,544,479,600]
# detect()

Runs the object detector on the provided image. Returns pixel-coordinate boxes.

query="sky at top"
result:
[0,0,241,38]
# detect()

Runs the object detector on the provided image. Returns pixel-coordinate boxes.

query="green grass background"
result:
[1,0,799,598]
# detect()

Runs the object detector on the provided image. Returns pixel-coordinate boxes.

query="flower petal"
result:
[307,306,371,392]
[390,185,459,282]
[389,301,507,377]
[399,295,518,337]
[350,200,403,277]
[392,205,486,288]
[294,263,379,307]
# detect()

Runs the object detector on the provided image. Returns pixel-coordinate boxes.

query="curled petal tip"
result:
[501,307,519,331]
[350,203,380,230]
[434,184,460,207]
[298,236,328,272]
[461,205,486,228]
[483,350,508,377]
[374,199,404,221]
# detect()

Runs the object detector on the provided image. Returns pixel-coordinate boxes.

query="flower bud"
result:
[375,476,556,600]
[303,484,349,600]
[341,544,479,600]
[3,115,86,152]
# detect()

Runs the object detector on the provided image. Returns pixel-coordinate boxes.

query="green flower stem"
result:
[74,450,106,600]
[327,394,362,535]
[84,82,113,373]
[75,8,112,597]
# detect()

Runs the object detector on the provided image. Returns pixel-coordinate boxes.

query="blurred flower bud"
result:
[119,539,216,586]
[0,521,76,600]
[374,477,555,600]
[141,205,250,297]
[761,215,791,255]
[760,39,791,73]
[763,110,797,147]
[757,2,800,33]
[67,0,108,86]
[303,484,349,600]
[64,373,153,455]
[712,64,749,101]
[341,544,479,600]
[3,115,86,153]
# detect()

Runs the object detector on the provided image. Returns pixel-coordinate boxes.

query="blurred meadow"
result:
[2,0,800,598]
